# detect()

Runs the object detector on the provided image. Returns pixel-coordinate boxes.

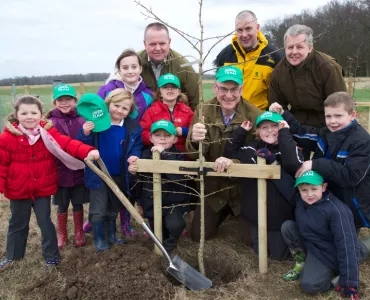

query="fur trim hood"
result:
[5,120,53,136]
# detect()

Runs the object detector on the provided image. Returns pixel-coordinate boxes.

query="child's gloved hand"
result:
[335,285,359,299]
[256,148,276,163]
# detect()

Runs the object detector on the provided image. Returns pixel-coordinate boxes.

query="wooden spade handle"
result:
[84,156,145,225]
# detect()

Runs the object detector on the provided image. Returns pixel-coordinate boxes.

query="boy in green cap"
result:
[273,169,369,299]
[129,119,190,253]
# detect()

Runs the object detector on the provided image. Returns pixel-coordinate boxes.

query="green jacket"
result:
[186,97,262,214]
[269,50,347,128]
[138,49,199,111]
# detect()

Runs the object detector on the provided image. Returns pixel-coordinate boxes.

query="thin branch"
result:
[135,0,201,54]
[205,185,235,198]
[203,31,234,62]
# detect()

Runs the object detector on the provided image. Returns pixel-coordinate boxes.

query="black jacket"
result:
[135,146,190,219]
[273,170,360,289]
[282,110,370,228]
[224,127,302,230]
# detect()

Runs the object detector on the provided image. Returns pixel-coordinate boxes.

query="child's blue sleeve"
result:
[283,110,320,152]
[75,128,94,145]
[181,127,189,137]
[128,127,143,158]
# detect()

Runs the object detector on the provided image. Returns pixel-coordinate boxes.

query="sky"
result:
[0,0,334,79]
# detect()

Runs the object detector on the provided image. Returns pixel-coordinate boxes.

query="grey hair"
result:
[284,24,314,47]
[235,10,257,24]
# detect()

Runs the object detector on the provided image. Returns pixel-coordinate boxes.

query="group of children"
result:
[223,92,370,299]
[0,48,369,299]
[0,48,194,270]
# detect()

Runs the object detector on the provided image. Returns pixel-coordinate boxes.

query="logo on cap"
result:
[58,86,70,91]
[261,112,272,119]
[224,69,237,75]
[303,171,314,176]
[92,109,104,119]
[164,74,175,80]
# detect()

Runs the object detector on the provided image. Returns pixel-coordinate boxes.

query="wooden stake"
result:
[24,85,30,95]
[153,151,163,256]
[257,157,268,273]
[80,82,85,96]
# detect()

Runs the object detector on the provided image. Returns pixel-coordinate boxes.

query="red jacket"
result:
[0,120,94,200]
[140,100,194,152]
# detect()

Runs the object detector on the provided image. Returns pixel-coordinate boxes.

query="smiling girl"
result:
[77,90,143,251]
[0,95,99,269]
[224,111,303,261]
[46,85,89,250]
[140,73,194,153]
[97,49,153,122]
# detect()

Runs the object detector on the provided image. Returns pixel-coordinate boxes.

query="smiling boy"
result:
[130,120,189,253]
[275,170,369,299]
[270,92,370,229]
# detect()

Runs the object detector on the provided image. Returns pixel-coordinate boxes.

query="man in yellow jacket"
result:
[215,10,283,111]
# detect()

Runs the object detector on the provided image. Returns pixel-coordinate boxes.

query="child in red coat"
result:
[140,73,194,153]
[0,95,99,269]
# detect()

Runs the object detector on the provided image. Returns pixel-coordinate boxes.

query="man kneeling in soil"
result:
[186,66,261,241]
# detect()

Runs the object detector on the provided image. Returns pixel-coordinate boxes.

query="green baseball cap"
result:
[256,111,284,127]
[76,94,111,132]
[53,84,77,100]
[157,73,181,89]
[150,120,176,135]
[216,66,243,85]
[295,171,324,187]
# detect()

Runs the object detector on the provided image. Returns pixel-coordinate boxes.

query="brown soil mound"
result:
[21,239,176,300]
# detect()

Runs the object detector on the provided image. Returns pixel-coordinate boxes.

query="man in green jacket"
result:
[186,65,261,241]
[269,24,347,129]
[138,22,199,111]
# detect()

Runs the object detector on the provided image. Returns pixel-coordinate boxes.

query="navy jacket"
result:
[224,126,302,230]
[282,110,370,228]
[77,118,143,195]
[273,170,360,289]
[134,146,190,219]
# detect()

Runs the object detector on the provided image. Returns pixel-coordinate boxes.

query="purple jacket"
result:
[47,108,85,187]
[97,79,153,122]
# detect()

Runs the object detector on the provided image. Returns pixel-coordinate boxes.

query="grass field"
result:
[0,81,369,120]
[1,80,370,299]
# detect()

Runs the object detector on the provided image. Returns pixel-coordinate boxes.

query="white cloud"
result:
[0,0,333,79]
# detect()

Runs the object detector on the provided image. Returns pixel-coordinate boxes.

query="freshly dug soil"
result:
[22,239,176,300]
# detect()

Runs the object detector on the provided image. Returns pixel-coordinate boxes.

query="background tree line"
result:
[0,73,110,87]
[1,0,368,86]
[263,0,370,77]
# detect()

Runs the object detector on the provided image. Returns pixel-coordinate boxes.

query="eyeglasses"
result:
[215,84,241,95]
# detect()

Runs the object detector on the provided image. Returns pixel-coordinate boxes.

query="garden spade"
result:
[84,157,212,291]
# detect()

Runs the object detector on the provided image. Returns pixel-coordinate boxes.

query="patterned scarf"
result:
[18,124,85,170]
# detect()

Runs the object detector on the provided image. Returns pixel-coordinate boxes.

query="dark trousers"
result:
[245,220,290,261]
[281,220,368,294]
[89,177,123,222]
[6,197,60,262]
[148,207,186,252]
[190,201,233,242]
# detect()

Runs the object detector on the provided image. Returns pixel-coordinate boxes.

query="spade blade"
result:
[167,255,212,291]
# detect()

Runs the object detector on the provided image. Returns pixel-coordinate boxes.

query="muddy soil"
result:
[21,239,176,300]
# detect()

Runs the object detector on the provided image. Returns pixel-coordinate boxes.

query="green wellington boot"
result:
[282,249,305,281]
